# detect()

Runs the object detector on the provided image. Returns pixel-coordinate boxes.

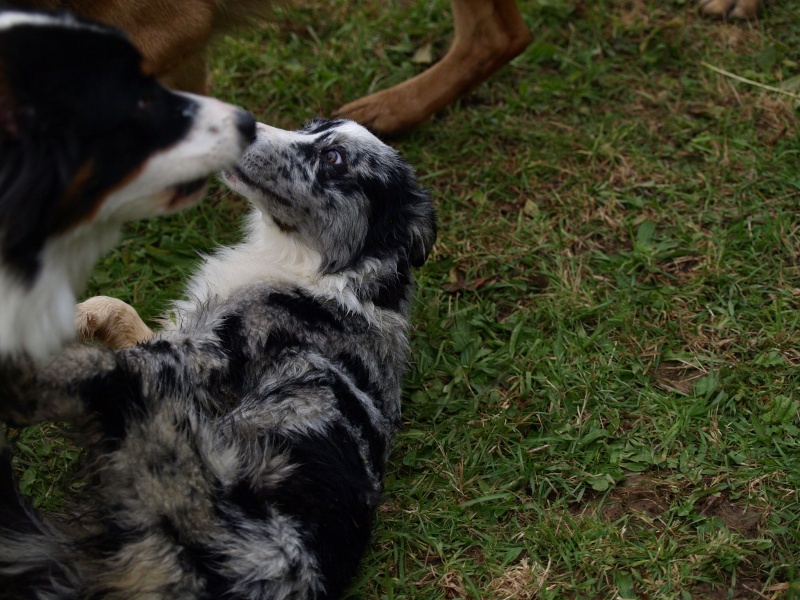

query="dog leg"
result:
[0,324,232,428]
[0,344,121,427]
[699,0,760,19]
[77,296,154,350]
[77,0,216,93]
[334,0,532,135]
[159,47,211,94]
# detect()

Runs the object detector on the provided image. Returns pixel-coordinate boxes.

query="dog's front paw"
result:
[334,85,431,136]
[699,0,760,19]
[76,296,154,350]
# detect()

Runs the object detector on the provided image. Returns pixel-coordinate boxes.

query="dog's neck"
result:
[168,208,405,327]
[173,209,358,318]
[0,221,121,360]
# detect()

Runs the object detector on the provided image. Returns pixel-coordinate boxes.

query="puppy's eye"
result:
[322,148,343,165]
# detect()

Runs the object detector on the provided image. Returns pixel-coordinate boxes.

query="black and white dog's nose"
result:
[236,111,257,145]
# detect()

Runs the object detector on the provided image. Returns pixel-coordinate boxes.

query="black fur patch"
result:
[301,118,348,135]
[257,427,377,599]
[268,290,347,333]
[78,357,146,441]
[0,14,196,282]
[328,373,386,474]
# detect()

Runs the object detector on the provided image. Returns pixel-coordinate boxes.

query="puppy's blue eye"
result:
[323,149,343,165]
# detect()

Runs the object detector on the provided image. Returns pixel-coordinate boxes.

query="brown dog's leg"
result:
[699,0,760,19]
[62,0,217,94]
[159,48,211,94]
[76,296,154,350]
[334,0,532,135]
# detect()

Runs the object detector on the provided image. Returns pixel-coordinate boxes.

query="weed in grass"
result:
[6,0,800,597]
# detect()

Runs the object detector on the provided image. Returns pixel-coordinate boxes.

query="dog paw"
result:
[699,0,760,19]
[76,296,153,349]
[334,84,431,136]
[335,0,532,135]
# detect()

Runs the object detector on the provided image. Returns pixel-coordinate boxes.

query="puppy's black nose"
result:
[236,111,257,145]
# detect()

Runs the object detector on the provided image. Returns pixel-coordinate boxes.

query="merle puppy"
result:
[0,118,436,599]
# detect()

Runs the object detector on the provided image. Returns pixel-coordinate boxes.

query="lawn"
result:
[10,0,800,598]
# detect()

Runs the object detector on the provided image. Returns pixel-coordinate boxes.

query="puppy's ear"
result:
[358,161,436,270]
[406,186,437,268]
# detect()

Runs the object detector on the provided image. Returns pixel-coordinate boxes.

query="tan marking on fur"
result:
[139,57,156,77]
[51,159,136,236]
[54,160,103,229]
[76,295,153,349]
[93,533,200,599]
[63,160,94,203]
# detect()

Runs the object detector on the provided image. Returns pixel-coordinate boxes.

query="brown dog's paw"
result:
[699,0,760,19]
[334,84,432,136]
[335,0,531,135]
[76,296,154,350]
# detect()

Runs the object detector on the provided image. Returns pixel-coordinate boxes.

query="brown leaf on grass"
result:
[441,269,495,293]
[652,360,707,395]
[434,570,467,599]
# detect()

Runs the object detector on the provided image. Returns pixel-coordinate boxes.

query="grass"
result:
[8,0,800,597]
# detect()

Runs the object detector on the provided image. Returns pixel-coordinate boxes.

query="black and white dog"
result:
[0,8,255,361]
[0,118,436,599]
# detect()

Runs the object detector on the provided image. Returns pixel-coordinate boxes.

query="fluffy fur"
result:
[0,118,436,599]
[0,7,255,360]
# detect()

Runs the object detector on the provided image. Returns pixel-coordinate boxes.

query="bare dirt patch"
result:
[600,474,674,522]
[575,474,767,538]
[696,493,764,538]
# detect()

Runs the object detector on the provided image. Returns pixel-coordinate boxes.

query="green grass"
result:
[9,0,800,597]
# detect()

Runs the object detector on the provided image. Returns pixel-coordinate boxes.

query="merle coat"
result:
[0,118,436,599]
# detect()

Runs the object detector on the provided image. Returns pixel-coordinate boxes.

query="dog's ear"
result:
[358,160,436,270]
[405,186,437,268]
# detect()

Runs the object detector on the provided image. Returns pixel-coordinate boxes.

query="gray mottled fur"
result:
[0,118,436,599]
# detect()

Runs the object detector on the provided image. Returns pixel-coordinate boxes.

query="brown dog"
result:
[10,0,532,135]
